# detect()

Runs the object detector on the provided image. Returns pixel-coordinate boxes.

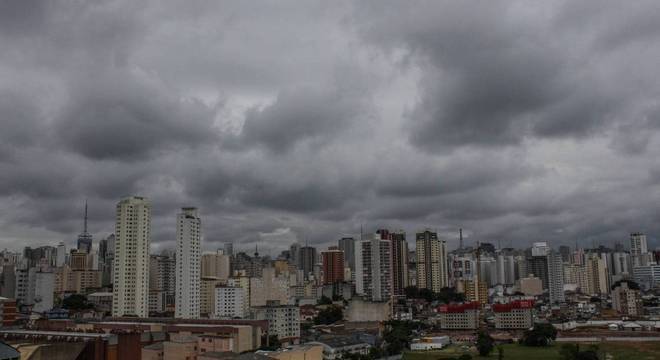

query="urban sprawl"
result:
[0,196,658,359]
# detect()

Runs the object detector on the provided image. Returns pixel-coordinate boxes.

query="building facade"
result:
[112,196,151,317]
[493,300,534,329]
[437,302,480,330]
[416,230,448,292]
[176,207,202,319]
[355,235,392,302]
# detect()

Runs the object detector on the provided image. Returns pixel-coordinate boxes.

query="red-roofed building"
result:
[493,300,534,329]
[436,302,480,330]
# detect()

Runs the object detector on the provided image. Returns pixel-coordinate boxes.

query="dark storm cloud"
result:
[232,86,367,153]
[2,0,660,251]
[54,73,218,160]
[355,1,660,153]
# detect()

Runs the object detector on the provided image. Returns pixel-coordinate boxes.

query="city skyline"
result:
[3,1,660,255]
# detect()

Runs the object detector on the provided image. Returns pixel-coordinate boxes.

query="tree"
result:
[476,331,494,356]
[61,294,93,310]
[383,320,418,355]
[318,295,333,305]
[314,305,343,325]
[521,324,557,347]
[497,345,504,360]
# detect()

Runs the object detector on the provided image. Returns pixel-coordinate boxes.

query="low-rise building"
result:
[251,301,300,343]
[493,300,534,329]
[306,337,371,360]
[519,276,543,296]
[88,292,113,313]
[437,302,480,330]
[258,344,323,360]
[198,334,235,354]
[410,336,450,351]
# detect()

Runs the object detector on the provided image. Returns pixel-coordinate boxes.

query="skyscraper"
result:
[112,196,151,318]
[223,242,234,257]
[76,201,93,253]
[298,246,317,279]
[416,230,448,292]
[338,237,355,271]
[355,234,392,301]
[289,243,301,267]
[175,207,201,319]
[321,247,344,285]
[390,231,409,295]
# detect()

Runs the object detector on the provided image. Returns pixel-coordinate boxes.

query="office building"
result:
[224,242,234,257]
[321,247,344,285]
[176,207,202,319]
[338,237,355,271]
[112,196,151,317]
[416,230,448,292]
[298,246,317,279]
[632,265,660,290]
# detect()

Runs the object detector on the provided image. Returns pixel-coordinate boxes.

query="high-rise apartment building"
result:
[547,251,565,303]
[585,254,609,295]
[321,247,344,285]
[390,231,409,295]
[112,196,151,317]
[175,207,201,319]
[355,234,392,301]
[416,230,448,292]
[630,232,649,267]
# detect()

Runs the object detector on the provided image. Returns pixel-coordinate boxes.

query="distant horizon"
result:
[2,1,660,256]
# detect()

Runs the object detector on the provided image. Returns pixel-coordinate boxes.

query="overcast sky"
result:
[2,0,660,254]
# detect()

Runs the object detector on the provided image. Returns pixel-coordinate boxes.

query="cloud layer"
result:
[2,0,660,253]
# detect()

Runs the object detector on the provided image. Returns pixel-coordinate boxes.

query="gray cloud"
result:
[1,0,660,253]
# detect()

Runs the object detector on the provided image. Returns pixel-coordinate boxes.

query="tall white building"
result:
[355,234,392,301]
[112,196,151,317]
[175,207,201,319]
[547,251,565,303]
[56,242,66,268]
[630,233,649,267]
